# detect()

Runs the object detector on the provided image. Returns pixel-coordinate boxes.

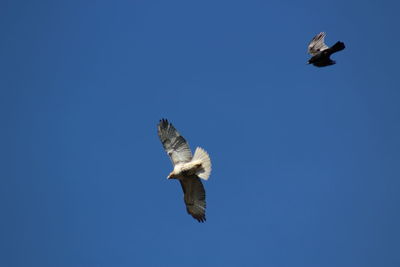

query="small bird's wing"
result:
[158,119,192,166]
[179,176,206,222]
[308,32,329,56]
[326,41,345,55]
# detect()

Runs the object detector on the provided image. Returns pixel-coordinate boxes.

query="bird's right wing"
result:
[308,32,329,56]
[179,176,206,222]
[158,119,192,166]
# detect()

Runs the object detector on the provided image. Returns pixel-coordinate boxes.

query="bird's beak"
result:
[167,172,173,179]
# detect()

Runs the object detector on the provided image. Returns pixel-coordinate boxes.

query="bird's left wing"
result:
[158,119,192,166]
[308,32,329,55]
[179,176,206,222]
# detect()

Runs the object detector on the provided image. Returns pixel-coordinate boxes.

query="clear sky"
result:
[1,0,400,266]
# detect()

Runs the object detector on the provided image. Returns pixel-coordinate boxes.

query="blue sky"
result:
[1,0,400,266]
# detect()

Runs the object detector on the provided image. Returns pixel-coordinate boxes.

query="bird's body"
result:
[308,49,336,67]
[157,119,212,222]
[168,160,203,179]
[307,32,345,67]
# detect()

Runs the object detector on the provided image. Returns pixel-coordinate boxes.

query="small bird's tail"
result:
[192,147,212,180]
[330,41,345,53]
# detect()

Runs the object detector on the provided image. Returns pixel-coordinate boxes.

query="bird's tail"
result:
[192,147,212,180]
[330,41,345,53]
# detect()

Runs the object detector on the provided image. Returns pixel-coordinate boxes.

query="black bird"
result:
[307,32,345,67]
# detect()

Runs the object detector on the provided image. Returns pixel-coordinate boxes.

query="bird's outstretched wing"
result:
[179,176,206,222]
[308,32,329,56]
[158,119,192,166]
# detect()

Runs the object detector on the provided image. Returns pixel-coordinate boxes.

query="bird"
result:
[157,119,212,222]
[307,32,345,67]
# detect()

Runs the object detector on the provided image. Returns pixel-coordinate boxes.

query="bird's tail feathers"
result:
[330,41,345,53]
[192,147,212,180]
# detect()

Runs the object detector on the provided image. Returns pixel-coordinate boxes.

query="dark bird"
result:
[307,32,345,67]
[157,119,212,222]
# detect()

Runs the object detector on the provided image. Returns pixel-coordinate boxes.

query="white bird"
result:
[157,119,212,222]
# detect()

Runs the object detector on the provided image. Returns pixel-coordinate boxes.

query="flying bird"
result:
[307,32,345,67]
[157,119,212,222]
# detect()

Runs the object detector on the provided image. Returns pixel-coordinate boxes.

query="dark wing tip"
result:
[193,214,206,223]
[187,207,206,223]
[158,118,170,127]
[186,207,206,223]
[330,41,346,53]
[158,119,174,134]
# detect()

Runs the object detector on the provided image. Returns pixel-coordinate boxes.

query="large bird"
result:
[157,119,212,222]
[307,32,345,67]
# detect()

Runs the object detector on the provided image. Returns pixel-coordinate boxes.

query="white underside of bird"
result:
[168,147,211,180]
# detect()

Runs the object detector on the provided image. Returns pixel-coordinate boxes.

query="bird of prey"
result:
[157,119,212,222]
[307,32,345,67]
